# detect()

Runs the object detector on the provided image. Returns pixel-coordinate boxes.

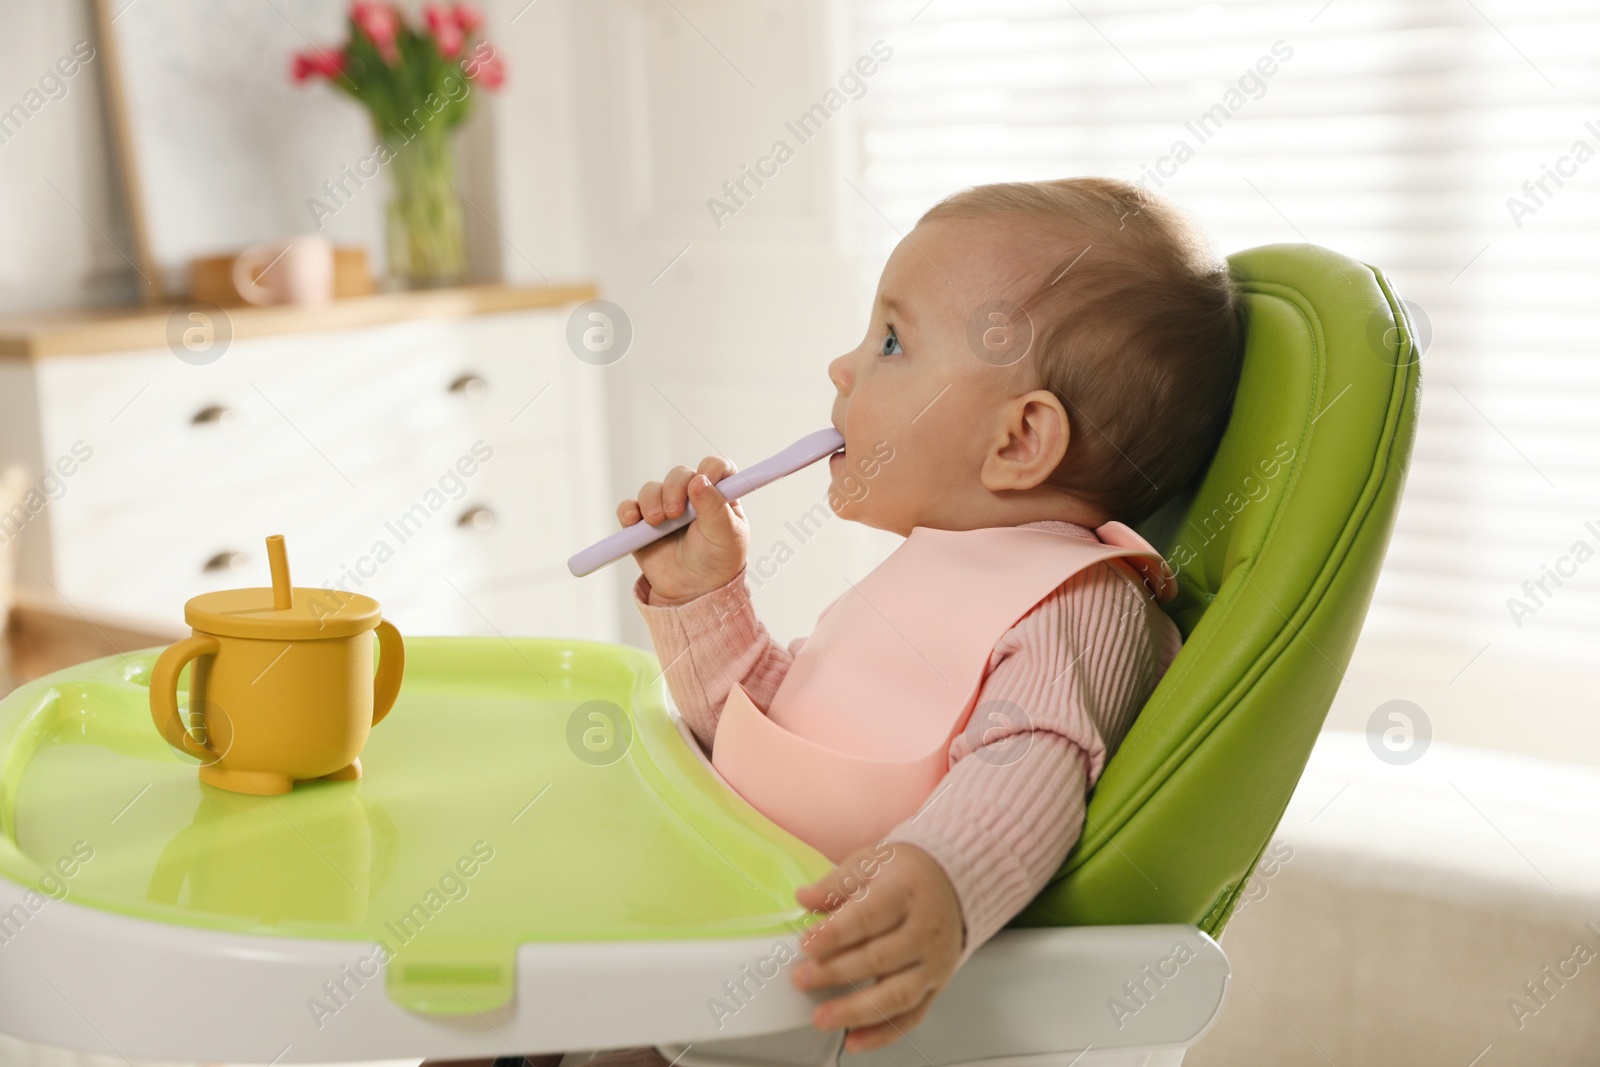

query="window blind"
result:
[850,0,1600,718]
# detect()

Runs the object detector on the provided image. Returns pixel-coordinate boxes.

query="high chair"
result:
[0,243,1419,1067]
[654,244,1423,1067]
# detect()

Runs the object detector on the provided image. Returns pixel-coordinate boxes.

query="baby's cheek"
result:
[837,467,872,504]
[826,471,866,517]
[853,440,902,496]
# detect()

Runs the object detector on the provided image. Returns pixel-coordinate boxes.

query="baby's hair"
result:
[920,177,1244,525]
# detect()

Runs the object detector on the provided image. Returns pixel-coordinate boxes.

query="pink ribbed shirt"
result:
[632,519,1182,970]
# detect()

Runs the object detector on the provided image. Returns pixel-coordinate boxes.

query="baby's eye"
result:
[879,325,904,358]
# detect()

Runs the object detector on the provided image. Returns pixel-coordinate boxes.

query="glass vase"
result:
[383,129,466,288]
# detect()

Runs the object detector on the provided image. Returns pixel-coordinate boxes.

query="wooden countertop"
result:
[0,283,598,360]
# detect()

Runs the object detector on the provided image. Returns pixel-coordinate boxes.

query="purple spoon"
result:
[568,427,846,577]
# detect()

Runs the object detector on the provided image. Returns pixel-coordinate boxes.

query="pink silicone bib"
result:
[710,523,1172,861]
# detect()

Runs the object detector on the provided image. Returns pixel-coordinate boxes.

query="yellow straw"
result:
[266,535,292,610]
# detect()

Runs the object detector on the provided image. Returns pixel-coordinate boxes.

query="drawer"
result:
[31,306,606,631]
[34,311,575,514]
[308,441,589,604]
[214,317,573,477]
[48,439,590,630]
[380,573,616,641]
[51,480,370,626]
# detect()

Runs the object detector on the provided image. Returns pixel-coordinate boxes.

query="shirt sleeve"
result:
[881,558,1180,971]
[631,569,804,753]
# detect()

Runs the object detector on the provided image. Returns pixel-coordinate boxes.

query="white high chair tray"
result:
[0,640,1227,1064]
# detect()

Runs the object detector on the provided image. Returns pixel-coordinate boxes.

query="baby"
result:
[448,177,1241,1067]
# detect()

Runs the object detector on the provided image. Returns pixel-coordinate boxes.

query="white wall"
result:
[2,0,891,651]
[488,0,896,650]
[0,1,136,312]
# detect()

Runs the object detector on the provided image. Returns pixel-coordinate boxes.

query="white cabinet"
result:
[0,298,619,643]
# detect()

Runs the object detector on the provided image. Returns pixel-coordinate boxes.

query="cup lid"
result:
[184,586,382,640]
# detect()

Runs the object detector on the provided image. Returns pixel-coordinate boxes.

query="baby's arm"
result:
[633,569,815,752]
[886,734,1092,970]
[618,452,805,751]
[880,559,1170,970]
[789,561,1171,1049]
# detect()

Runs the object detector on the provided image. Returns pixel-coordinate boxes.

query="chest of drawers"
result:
[0,287,619,643]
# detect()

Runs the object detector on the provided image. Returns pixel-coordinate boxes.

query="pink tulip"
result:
[475,53,505,89]
[455,3,484,34]
[429,13,465,59]
[291,49,346,82]
[351,1,401,62]
[423,4,452,34]
[464,47,505,90]
[439,25,465,58]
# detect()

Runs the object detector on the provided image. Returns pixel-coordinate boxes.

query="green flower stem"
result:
[384,128,465,287]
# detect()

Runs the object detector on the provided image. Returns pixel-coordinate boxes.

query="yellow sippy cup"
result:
[149,534,404,796]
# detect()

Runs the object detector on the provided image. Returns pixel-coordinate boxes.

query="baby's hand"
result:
[790,843,964,1053]
[617,455,750,606]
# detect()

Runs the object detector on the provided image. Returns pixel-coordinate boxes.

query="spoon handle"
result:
[568,427,845,577]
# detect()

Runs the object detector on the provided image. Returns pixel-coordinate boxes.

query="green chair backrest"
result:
[1013,243,1422,936]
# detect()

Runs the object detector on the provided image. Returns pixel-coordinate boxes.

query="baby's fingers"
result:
[634,480,666,524]
[796,919,921,992]
[696,455,748,520]
[616,497,643,527]
[812,966,934,1046]
[839,990,937,1055]
[696,455,738,486]
[661,465,699,519]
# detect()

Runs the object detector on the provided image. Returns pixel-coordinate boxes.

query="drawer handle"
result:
[448,374,488,399]
[191,404,238,426]
[203,550,250,573]
[457,506,496,531]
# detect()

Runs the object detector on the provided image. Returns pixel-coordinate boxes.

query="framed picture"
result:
[94,0,385,300]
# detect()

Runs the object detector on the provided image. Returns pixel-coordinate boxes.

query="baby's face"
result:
[827,216,1050,535]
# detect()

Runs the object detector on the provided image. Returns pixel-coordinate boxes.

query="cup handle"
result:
[232,244,279,306]
[371,619,404,727]
[150,635,221,759]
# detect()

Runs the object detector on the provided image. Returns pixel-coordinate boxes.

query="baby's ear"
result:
[982,390,1070,492]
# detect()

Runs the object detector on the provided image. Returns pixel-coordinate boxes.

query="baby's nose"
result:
[828,352,852,392]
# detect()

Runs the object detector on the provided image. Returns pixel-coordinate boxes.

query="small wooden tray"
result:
[189,246,376,306]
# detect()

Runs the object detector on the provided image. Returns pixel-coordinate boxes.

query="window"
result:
[852,0,1600,763]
